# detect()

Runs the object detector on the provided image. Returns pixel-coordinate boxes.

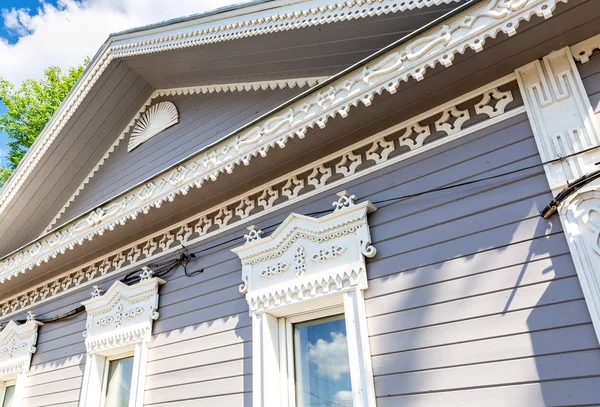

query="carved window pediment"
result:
[232,190,377,313]
[80,274,164,407]
[0,318,42,378]
[82,277,164,354]
[232,191,378,406]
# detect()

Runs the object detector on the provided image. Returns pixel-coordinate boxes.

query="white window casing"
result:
[516,43,600,343]
[232,191,377,407]
[0,312,42,407]
[79,269,164,407]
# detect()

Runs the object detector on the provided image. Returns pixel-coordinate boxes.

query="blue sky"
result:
[0,0,240,169]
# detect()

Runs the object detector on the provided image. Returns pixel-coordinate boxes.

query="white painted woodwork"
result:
[516,43,600,343]
[232,192,377,407]
[0,317,42,407]
[515,47,600,195]
[80,272,164,407]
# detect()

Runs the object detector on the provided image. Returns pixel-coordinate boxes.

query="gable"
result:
[0,0,464,259]
[50,79,322,228]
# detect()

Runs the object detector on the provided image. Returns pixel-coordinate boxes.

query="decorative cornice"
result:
[155,77,328,97]
[109,0,463,58]
[571,33,600,64]
[0,319,42,378]
[44,76,328,233]
[82,276,164,354]
[0,0,552,284]
[232,191,377,313]
[1,0,460,221]
[0,74,524,319]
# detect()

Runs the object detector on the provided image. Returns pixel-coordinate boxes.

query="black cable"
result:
[13,146,596,326]
[15,305,85,325]
[541,170,600,218]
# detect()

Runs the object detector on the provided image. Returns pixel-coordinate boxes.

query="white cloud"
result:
[0,0,242,83]
[307,331,350,380]
[333,390,353,404]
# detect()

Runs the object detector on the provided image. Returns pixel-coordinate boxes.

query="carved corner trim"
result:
[515,47,600,194]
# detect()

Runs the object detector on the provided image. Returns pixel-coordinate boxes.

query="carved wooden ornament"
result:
[0,318,42,378]
[81,275,165,354]
[128,101,179,152]
[232,191,377,313]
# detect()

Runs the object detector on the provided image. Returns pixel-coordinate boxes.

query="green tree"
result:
[0,58,89,186]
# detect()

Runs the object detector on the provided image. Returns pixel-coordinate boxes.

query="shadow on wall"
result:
[344,115,600,406]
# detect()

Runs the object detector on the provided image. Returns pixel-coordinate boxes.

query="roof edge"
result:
[0,0,564,285]
[0,0,462,220]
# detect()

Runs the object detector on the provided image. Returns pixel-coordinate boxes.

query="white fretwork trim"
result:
[0,74,524,320]
[0,320,42,378]
[571,33,600,64]
[80,277,162,407]
[515,47,600,195]
[3,0,556,284]
[44,76,329,233]
[518,47,600,343]
[82,277,164,354]
[6,0,460,229]
[232,193,377,313]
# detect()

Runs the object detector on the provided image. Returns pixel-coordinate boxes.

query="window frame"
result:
[283,307,348,407]
[99,352,135,407]
[0,318,43,407]
[0,379,17,407]
[80,274,164,407]
[233,192,378,407]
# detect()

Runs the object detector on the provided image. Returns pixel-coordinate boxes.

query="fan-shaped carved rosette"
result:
[128,101,179,151]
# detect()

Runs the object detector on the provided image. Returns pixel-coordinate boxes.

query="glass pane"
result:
[2,385,15,407]
[104,356,134,407]
[294,315,353,407]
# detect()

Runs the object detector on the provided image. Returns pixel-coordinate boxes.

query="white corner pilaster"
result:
[516,44,600,342]
[515,47,600,195]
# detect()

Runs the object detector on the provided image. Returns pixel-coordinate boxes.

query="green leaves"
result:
[0,58,89,186]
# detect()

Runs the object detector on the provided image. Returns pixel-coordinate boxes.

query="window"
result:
[1,382,15,407]
[80,272,164,407]
[0,316,43,407]
[232,192,378,407]
[102,355,134,407]
[293,315,353,407]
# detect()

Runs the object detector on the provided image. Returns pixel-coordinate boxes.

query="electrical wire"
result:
[13,145,598,326]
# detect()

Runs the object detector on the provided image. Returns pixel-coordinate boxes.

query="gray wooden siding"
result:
[579,49,600,120]
[15,106,600,406]
[58,86,306,226]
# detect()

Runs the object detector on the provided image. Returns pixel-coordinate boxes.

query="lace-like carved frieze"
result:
[0,79,521,318]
